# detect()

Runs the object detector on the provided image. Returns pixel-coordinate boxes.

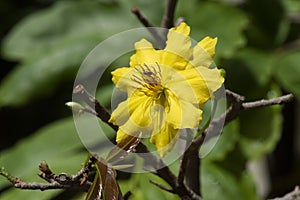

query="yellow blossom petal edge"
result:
[162,23,191,70]
[170,22,190,36]
[190,37,217,68]
[198,37,217,58]
[130,39,160,67]
[150,123,179,157]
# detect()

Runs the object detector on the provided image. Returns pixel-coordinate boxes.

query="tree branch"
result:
[212,91,295,132]
[243,93,294,110]
[73,85,201,199]
[161,0,178,28]
[131,7,165,46]
[73,84,118,132]
[150,180,175,194]
[181,90,295,198]
[0,155,98,192]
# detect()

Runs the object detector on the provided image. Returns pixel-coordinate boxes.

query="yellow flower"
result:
[109,22,224,157]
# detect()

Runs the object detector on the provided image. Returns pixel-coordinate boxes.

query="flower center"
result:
[131,64,165,99]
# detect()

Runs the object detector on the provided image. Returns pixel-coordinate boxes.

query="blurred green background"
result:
[0,0,299,199]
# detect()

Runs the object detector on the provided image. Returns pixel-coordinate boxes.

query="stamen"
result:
[130,64,164,98]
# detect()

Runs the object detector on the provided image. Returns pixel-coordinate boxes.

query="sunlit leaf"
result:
[0,0,165,107]
[274,51,300,99]
[0,114,116,199]
[0,117,87,199]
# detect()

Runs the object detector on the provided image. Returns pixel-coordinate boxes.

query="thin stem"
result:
[0,155,98,192]
[73,84,118,131]
[14,181,90,191]
[243,93,294,110]
[161,0,178,28]
[150,180,175,194]
[131,7,165,46]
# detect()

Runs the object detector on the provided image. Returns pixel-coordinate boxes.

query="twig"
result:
[131,7,155,28]
[209,91,294,140]
[185,134,206,194]
[161,0,178,28]
[243,93,295,110]
[73,84,118,131]
[131,7,165,46]
[123,191,132,200]
[14,181,89,191]
[150,180,175,194]
[178,133,206,196]
[1,155,98,191]
[134,142,178,190]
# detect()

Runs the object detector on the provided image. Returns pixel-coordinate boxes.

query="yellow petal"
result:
[194,66,224,94]
[130,39,160,67]
[190,37,217,68]
[159,51,189,70]
[162,22,192,70]
[165,89,202,129]
[170,67,211,105]
[110,91,155,140]
[163,66,202,104]
[109,100,131,127]
[113,92,153,125]
[116,129,129,143]
[150,103,167,136]
[170,22,190,36]
[111,67,140,93]
[150,123,179,157]
[198,37,217,58]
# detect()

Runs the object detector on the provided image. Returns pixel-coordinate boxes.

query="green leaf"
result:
[245,0,288,48]
[2,1,135,61]
[222,51,273,100]
[0,188,61,200]
[274,51,300,99]
[235,49,274,87]
[0,0,165,107]
[0,59,77,107]
[0,114,115,199]
[283,0,300,14]
[239,106,282,160]
[201,120,240,161]
[119,173,180,200]
[177,0,248,58]
[0,117,87,199]
[201,161,260,200]
[96,84,115,108]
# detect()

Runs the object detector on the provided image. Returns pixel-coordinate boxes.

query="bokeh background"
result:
[0,0,299,199]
